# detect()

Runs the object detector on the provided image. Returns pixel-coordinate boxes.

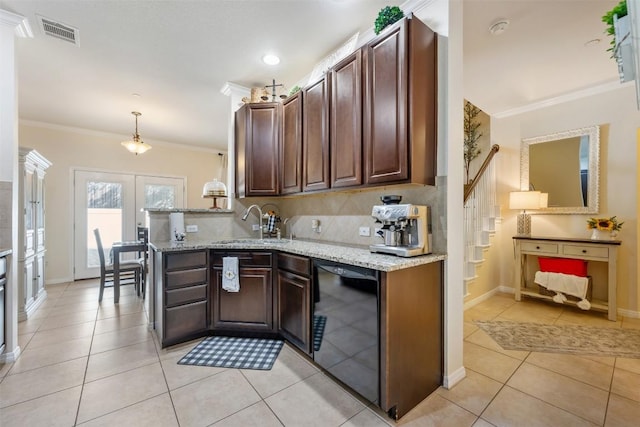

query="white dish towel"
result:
[534,271,591,310]
[222,256,240,292]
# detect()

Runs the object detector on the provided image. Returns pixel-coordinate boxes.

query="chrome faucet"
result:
[241,204,263,239]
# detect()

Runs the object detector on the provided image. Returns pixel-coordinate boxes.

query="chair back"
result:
[93,228,108,275]
[137,226,149,244]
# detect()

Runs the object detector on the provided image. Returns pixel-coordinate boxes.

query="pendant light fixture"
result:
[121,111,151,155]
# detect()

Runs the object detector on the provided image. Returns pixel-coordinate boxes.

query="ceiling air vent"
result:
[37,15,79,46]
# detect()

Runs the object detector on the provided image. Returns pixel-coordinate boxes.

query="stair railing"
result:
[463,144,500,292]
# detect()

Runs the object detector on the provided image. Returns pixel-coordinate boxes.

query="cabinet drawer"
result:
[165,300,208,341]
[278,253,311,277]
[165,284,208,307]
[563,245,609,259]
[165,251,207,270]
[165,267,207,289]
[520,241,559,255]
[212,251,272,268]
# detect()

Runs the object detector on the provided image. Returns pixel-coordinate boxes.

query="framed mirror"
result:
[521,125,600,214]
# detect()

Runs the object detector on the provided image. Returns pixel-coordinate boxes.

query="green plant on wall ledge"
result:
[464,101,482,185]
[374,6,404,35]
[602,0,627,54]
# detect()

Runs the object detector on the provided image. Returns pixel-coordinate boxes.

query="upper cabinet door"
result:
[281,92,303,195]
[302,75,330,192]
[330,50,362,188]
[235,102,280,197]
[363,19,408,185]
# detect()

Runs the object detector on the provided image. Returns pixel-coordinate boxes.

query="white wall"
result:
[479,83,639,315]
[19,122,224,284]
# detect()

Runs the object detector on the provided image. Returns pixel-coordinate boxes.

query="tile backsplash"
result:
[148,180,447,254]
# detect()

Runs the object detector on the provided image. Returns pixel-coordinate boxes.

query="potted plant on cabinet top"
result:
[374,6,404,35]
[602,0,634,82]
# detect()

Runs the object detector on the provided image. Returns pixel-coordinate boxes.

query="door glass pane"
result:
[86,181,123,269]
[145,184,175,209]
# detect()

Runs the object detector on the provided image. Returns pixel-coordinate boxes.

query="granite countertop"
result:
[150,238,446,272]
[0,248,12,257]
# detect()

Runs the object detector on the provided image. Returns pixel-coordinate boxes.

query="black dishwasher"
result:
[312,259,380,404]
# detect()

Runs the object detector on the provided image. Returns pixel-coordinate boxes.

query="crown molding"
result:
[220,82,250,97]
[493,80,634,118]
[0,9,33,38]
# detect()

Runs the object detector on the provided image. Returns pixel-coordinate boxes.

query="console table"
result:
[513,236,621,321]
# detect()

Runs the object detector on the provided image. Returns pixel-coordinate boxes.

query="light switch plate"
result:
[186,225,198,232]
[252,224,261,231]
[359,226,370,237]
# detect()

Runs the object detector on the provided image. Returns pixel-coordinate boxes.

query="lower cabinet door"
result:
[212,267,274,332]
[164,300,208,346]
[277,270,311,354]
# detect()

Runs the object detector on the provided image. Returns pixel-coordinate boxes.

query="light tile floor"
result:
[1,282,640,426]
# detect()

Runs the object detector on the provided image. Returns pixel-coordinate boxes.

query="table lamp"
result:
[509,191,546,236]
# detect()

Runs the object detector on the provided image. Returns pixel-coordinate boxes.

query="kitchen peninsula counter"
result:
[149,238,446,272]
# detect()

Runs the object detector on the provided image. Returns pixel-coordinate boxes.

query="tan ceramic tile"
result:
[604,393,640,427]
[464,322,479,339]
[525,352,614,390]
[0,361,13,379]
[241,344,318,398]
[265,372,364,426]
[615,357,640,375]
[611,366,640,402]
[342,407,392,426]
[482,386,598,427]
[77,362,168,423]
[47,300,100,315]
[0,357,87,408]
[463,342,522,383]
[465,328,529,360]
[9,336,92,374]
[97,300,145,319]
[90,324,153,354]
[37,309,98,331]
[495,300,561,324]
[211,401,283,427]
[507,362,608,425]
[93,310,148,335]
[0,385,81,427]
[160,353,225,391]
[171,369,260,426]
[472,419,496,427]
[17,332,34,350]
[392,393,476,426]
[621,316,640,330]
[25,321,95,349]
[77,393,178,427]
[436,370,502,416]
[464,307,498,323]
[86,340,159,382]
[17,317,45,335]
[155,337,203,361]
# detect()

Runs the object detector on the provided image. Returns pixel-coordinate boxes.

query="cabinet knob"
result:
[536,246,540,249]
[582,250,587,254]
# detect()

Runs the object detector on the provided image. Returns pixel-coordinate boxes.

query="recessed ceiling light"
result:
[262,54,280,65]
[488,19,510,36]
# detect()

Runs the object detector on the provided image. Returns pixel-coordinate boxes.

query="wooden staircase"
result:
[463,145,500,295]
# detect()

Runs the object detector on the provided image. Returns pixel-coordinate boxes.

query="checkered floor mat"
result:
[178,336,283,370]
[313,315,327,351]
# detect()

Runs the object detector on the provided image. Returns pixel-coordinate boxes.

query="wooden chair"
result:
[94,228,143,302]
[136,226,149,298]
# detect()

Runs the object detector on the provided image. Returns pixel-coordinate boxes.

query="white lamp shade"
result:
[509,191,541,210]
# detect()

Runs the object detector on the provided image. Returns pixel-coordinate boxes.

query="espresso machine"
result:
[370,202,431,257]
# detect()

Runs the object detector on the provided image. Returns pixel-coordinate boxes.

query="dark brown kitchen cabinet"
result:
[330,50,363,188]
[277,253,312,354]
[211,251,275,333]
[281,91,303,195]
[235,102,281,197]
[363,14,437,186]
[302,75,330,192]
[160,250,209,347]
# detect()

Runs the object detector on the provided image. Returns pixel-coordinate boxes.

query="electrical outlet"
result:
[359,226,370,237]
[252,224,261,231]
[186,225,198,232]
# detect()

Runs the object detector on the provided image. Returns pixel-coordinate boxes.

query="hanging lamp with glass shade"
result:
[121,111,152,154]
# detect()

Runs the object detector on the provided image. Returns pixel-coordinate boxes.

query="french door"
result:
[74,170,184,280]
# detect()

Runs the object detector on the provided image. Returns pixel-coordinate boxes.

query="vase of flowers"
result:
[587,216,623,239]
